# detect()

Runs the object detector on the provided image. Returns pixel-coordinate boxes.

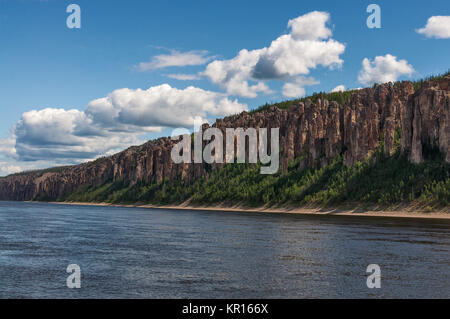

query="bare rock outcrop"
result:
[403,76,450,163]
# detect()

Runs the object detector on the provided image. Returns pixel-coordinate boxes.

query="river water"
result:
[0,201,448,298]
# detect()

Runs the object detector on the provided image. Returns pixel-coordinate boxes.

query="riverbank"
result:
[49,201,450,220]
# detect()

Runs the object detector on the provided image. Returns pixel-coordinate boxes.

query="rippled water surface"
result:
[0,201,449,298]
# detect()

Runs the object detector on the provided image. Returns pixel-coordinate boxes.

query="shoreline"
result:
[47,201,450,220]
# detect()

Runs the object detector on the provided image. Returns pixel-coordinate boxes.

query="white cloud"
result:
[14,108,146,162]
[137,50,213,71]
[282,76,319,98]
[288,11,333,41]
[0,162,22,176]
[358,54,414,85]
[167,73,201,80]
[330,85,346,92]
[202,48,270,98]
[202,11,345,98]
[87,84,247,128]
[416,16,450,39]
[6,84,247,163]
[0,137,17,159]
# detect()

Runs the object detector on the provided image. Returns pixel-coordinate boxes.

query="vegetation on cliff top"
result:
[249,90,356,114]
[250,70,450,114]
[411,69,450,91]
[4,165,73,178]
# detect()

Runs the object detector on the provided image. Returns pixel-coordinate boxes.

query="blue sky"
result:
[0,0,449,175]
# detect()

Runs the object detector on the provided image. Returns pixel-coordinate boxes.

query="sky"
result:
[0,0,449,175]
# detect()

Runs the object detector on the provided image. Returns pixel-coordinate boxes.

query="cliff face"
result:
[403,78,450,163]
[1,77,449,201]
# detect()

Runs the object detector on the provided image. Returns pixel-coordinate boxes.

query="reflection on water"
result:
[0,201,449,298]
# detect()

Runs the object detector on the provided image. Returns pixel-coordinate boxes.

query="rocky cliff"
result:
[0,76,449,201]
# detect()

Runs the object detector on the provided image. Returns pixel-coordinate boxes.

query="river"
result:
[0,201,449,298]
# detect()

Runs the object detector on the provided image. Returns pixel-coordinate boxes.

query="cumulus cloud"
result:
[13,108,145,162]
[166,73,201,80]
[137,50,213,71]
[0,137,17,159]
[330,85,346,92]
[288,11,333,41]
[358,54,414,85]
[202,11,345,98]
[202,48,270,98]
[0,162,22,176]
[86,84,246,128]
[282,76,319,98]
[416,16,450,39]
[7,85,247,163]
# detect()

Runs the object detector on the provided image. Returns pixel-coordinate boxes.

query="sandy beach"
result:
[48,201,450,220]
